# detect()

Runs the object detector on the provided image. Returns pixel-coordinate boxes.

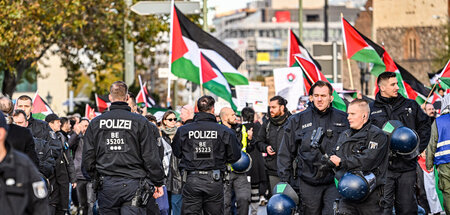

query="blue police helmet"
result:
[272,182,299,205]
[267,194,296,215]
[338,172,370,201]
[390,126,419,154]
[231,151,252,173]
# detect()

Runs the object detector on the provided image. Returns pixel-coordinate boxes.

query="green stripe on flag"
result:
[203,81,237,110]
[172,57,200,84]
[32,113,47,121]
[332,90,347,112]
[351,49,386,77]
[223,73,249,85]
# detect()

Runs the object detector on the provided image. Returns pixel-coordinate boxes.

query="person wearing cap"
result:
[0,111,50,214]
[45,113,76,215]
[83,81,165,214]
[426,94,450,214]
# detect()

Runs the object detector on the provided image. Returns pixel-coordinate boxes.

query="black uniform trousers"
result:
[98,176,145,215]
[298,178,339,215]
[383,169,418,215]
[49,177,70,215]
[336,186,384,215]
[182,174,224,215]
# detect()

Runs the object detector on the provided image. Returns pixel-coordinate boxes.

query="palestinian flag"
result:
[437,59,450,86]
[171,6,246,110]
[32,93,53,120]
[294,55,347,111]
[288,29,321,71]
[136,83,152,108]
[85,104,100,120]
[341,17,386,77]
[95,93,110,113]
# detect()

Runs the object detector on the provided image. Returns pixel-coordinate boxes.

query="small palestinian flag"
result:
[171,5,247,110]
[85,104,100,120]
[95,93,110,113]
[32,92,53,120]
[437,59,450,86]
[341,17,386,76]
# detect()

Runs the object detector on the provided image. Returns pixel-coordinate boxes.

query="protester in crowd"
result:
[255,96,291,195]
[180,104,194,125]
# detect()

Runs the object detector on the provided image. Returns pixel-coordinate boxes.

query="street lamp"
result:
[46,92,53,105]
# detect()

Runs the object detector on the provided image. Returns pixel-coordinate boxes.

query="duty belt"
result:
[187,170,216,175]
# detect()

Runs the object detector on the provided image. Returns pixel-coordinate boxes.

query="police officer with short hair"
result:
[278,81,349,215]
[0,111,50,215]
[83,81,165,214]
[369,72,430,215]
[330,99,389,214]
[172,95,241,214]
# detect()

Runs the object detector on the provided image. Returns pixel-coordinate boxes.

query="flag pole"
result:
[425,81,439,103]
[168,0,175,107]
[94,93,99,111]
[287,28,291,67]
[294,55,314,83]
[341,13,354,89]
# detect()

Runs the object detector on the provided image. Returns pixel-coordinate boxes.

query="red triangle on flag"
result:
[32,94,49,114]
[200,53,218,83]
[171,6,189,63]
[95,94,109,112]
[289,30,301,67]
[342,17,369,58]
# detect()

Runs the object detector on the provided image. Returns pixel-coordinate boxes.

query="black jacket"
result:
[172,112,241,171]
[370,93,431,172]
[255,111,291,176]
[332,122,389,188]
[7,124,39,168]
[83,102,164,186]
[27,116,52,141]
[278,104,349,185]
[55,132,76,183]
[0,141,49,215]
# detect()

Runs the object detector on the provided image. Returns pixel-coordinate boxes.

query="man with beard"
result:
[278,81,349,215]
[369,72,430,215]
[255,96,291,194]
[220,107,251,215]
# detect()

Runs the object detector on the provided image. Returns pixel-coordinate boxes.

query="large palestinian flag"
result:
[171,6,247,110]
[341,17,386,77]
[32,92,53,120]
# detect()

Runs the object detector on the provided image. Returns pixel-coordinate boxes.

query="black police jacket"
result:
[278,104,349,185]
[332,122,389,188]
[83,102,164,186]
[0,141,49,215]
[370,93,431,172]
[255,111,291,176]
[27,116,52,141]
[7,124,40,168]
[172,112,242,171]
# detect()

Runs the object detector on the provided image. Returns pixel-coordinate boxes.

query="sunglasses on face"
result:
[165,118,177,122]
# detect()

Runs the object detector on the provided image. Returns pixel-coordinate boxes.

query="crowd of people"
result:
[0,73,450,215]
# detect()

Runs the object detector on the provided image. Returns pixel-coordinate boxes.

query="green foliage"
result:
[0,0,170,96]
[433,22,450,71]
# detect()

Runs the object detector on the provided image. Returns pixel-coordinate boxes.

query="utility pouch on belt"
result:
[131,179,155,207]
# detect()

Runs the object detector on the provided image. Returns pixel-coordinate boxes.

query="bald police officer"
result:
[83,81,165,214]
[172,95,241,214]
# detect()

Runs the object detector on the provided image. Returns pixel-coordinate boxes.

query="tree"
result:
[0,0,169,97]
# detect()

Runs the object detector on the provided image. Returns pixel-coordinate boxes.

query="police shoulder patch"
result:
[32,180,48,199]
[49,131,56,140]
[369,141,378,149]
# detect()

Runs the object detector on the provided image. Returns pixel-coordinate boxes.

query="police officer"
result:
[330,99,389,214]
[255,96,291,193]
[278,81,349,215]
[369,72,430,215]
[220,107,251,215]
[172,95,241,214]
[426,94,450,214]
[0,111,50,214]
[83,81,165,214]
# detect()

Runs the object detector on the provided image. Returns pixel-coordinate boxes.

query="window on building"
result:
[404,30,419,59]
[409,38,416,59]
[306,14,320,22]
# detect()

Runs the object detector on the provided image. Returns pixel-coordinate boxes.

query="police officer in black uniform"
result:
[172,95,242,214]
[0,111,49,215]
[369,72,430,215]
[330,99,389,214]
[83,81,165,215]
[278,81,349,215]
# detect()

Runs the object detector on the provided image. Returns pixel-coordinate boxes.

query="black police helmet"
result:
[267,194,296,215]
[231,151,252,173]
[338,172,370,201]
[390,126,419,154]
